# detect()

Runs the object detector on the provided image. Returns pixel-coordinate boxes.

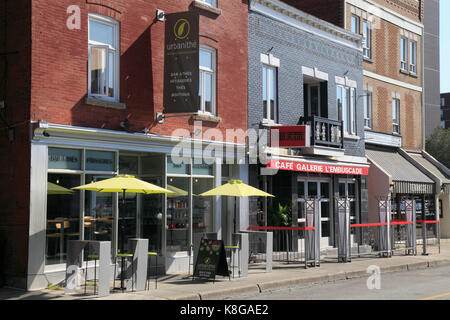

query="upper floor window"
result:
[410,40,417,74]
[363,91,372,129]
[392,98,400,134]
[88,14,119,101]
[362,20,371,59]
[400,37,408,71]
[337,86,356,135]
[351,15,360,34]
[199,46,216,114]
[262,65,277,123]
[199,0,217,7]
[442,97,446,106]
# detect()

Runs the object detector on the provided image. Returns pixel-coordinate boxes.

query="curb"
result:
[186,258,450,300]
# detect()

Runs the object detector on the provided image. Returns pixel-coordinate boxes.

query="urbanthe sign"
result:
[164,11,199,113]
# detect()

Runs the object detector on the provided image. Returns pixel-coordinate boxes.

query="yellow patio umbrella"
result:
[73,175,174,251]
[166,184,189,198]
[198,180,274,233]
[47,182,75,195]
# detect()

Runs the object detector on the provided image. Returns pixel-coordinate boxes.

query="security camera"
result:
[156,9,165,22]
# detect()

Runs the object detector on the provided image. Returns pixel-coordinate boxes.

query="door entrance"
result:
[298,178,332,247]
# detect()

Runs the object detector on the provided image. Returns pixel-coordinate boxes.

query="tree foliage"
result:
[425,127,450,168]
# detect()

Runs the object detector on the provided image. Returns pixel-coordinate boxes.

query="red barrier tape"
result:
[248,226,315,231]
[350,223,387,228]
[390,221,414,226]
[417,220,440,224]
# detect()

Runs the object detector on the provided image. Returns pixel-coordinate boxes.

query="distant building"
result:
[441,93,450,129]
[424,0,441,138]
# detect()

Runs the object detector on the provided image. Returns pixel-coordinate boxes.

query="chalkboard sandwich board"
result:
[193,238,230,282]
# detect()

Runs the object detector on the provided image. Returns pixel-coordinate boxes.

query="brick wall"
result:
[30,0,248,141]
[366,77,423,150]
[0,0,32,287]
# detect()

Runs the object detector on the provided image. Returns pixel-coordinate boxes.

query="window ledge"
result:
[86,97,126,110]
[192,112,221,123]
[392,132,402,136]
[409,72,418,78]
[399,68,409,75]
[260,119,281,127]
[344,134,360,141]
[192,1,222,15]
[363,57,373,64]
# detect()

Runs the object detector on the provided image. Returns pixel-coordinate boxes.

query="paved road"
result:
[232,265,450,300]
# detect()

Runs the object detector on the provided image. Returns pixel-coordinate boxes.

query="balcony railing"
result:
[300,116,344,149]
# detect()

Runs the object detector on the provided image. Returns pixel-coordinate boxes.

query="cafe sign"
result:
[163,11,199,113]
[270,125,310,148]
[267,159,369,176]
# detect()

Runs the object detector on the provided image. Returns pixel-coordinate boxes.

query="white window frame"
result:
[88,14,120,102]
[351,14,360,34]
[337,85,357,135]
[409,40,417,74]
[362,19,371,59]
[198,0,217,7]
[441,97,445,106]
[400,36,408,71]
[363,91,372,129]
[393,98,400,134]
[199,45,216,115]
[262,64,278,124]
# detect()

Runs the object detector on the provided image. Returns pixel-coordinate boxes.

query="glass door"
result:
[298,178,332,246]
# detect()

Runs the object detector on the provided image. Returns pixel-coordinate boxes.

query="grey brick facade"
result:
[248,11,365,158]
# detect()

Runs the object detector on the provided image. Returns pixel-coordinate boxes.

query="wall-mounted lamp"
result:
[156,9,165,22]
[191,129,201,137]
[120,119,131,130]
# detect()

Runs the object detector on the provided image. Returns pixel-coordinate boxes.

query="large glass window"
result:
[166,177,190,252]
[263,65,277,122]
[84,175,114,245]
[337,86,356,135]
[193,178,215,234]
[199,46,216,114]
[88,14,119,100]
[141,177,164,253]
[46,174,81,265]
[199,0,217,7]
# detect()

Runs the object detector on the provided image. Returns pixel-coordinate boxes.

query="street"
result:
[233,265,450,300]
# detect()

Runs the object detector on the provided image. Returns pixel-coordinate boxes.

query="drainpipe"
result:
[421,10,425,151]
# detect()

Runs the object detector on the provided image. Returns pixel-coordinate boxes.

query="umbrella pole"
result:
[120,189,126,291]
[234,196,237,234]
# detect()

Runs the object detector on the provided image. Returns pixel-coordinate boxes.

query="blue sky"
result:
[441,0,449,93]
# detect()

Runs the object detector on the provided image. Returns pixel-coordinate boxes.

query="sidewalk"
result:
[2,243,450,300]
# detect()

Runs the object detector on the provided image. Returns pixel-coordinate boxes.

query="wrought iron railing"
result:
[300,116,344,149]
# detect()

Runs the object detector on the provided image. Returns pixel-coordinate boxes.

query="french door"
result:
[298,178,332,246]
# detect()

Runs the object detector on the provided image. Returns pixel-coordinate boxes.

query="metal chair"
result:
[146,252,158,290]
[84,253,99,295]
[225,245,240,279]
[113,252,135,292]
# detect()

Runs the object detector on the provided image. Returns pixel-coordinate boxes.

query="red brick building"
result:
[0,0,248,290]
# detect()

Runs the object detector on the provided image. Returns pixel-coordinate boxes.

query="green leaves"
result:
[426,127,450,168]
[177,22,187,37]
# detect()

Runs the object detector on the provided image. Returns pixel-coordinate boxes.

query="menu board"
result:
[193,238,229,280]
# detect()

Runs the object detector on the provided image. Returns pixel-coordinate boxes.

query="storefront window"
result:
[119,156,138,175]
[167,177,190,252]
[84,175,114,245]
[46,174,81,265]
[118,191,137,253]
[167,157,189,175]
[48,148,81,170]
[192,161,213,176]
[193,178,214,234]
[142,177,164,253]
[85,150,115,171]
